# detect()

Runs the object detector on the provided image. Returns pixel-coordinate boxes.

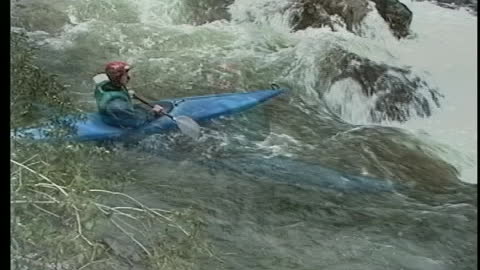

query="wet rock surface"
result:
[330,50,442,122]
[290,0,370,33]
[371,0,413,38]
[185,0,236,25]
[289,0,413,38]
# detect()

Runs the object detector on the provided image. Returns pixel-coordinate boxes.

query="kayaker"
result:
[94,61,164,128]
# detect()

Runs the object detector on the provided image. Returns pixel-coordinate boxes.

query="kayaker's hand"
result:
[152,104,165,115]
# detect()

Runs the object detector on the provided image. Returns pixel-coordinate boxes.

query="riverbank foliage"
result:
[11,30,211,270]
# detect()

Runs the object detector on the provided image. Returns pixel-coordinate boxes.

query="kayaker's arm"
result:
[128,90,165,115]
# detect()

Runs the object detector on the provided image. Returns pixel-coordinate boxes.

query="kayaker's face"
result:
[119,71,130,86]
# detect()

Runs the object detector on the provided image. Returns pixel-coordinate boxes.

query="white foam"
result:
[384,2,477,183]
[324,78,378,124]
[321,1,477,183]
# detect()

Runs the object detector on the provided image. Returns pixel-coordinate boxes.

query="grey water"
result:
[12,0,477,269]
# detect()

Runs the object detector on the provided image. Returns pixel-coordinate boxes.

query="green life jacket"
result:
[94,80,132,113]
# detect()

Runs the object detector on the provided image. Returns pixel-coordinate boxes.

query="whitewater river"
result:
[12,0,477,269]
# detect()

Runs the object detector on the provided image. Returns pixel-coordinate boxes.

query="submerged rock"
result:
[329,50,442,122]
[289,0,413,38]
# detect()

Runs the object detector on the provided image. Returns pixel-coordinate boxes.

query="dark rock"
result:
[184,0,236,25]
[290,0,370,33]
[290,0,413,39]
[371,0,413,38]
[330,50,442,122]
[290,1,335,31]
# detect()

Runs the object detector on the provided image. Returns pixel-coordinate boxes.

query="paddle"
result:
[132,92,201,140]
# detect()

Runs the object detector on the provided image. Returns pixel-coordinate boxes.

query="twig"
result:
[32,203,60,218]
[89,242,99,262]
[95,205,110,215]
[167,223,190,237]
[11,159,69,196]
[14,168,22,192]
[114,206,172,214]
[94,203,151,242]
[24,161,41,167]
[11,237,20,251]
[76,259,108,270]
[35,183,69,193]
[110,217,152,257]
[91,190,190,236]
[90,189,148,208]
[28,188,60,203]
[94,203,139,220]
[21,154,39,166]
[72,206,94,246]
[114,215,150,242]
[129,207,174,223]
[90,189,173,222]
[111,206,173,221]
[12,200,57,204]
[151,208,173,213]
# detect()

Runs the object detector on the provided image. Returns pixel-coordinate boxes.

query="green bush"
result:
[11,31,74,128]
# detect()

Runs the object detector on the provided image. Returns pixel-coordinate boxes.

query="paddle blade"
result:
[174,116,201,140]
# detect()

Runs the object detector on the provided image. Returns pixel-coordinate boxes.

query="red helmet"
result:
[105,61,131,84]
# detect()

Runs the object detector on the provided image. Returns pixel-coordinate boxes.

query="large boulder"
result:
[289,0,413,39]
[330,51,442,122]
[182,0,234,25]
[290,1,335,31]
[370,0,413,38]
[290,0,370,33]
[184,0,236,25]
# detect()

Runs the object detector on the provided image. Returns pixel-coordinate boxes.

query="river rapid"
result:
[11,0,477,269]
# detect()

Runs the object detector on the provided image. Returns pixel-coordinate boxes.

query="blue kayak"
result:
[12,88,285,141]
